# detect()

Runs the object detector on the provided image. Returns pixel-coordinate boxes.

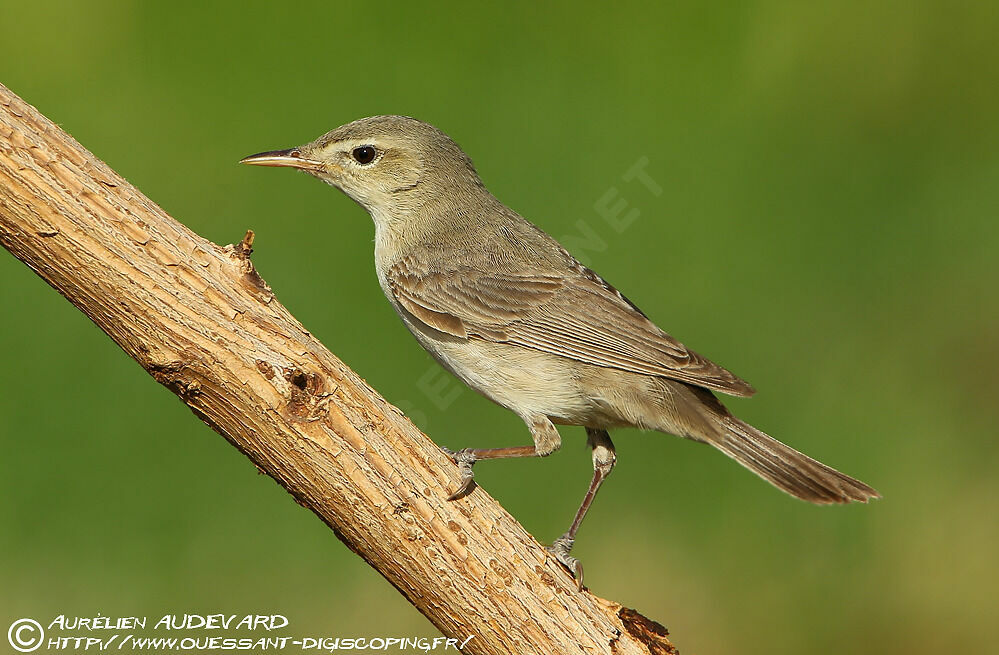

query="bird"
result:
[241,115,880,589]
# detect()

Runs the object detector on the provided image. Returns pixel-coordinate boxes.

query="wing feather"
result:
[388,258,755,397]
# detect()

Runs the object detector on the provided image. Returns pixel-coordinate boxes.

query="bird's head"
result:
[241,115,483,227]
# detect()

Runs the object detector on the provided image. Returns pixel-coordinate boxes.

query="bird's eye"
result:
[352,146,376,164]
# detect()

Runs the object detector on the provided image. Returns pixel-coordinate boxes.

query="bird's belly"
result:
[402,319,592,423]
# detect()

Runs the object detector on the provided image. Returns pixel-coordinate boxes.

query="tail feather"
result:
[710,416,880,504]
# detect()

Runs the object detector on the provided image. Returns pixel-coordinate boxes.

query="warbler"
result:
[242,116,879,588]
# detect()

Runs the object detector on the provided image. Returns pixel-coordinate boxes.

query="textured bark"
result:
[0,82,678,655]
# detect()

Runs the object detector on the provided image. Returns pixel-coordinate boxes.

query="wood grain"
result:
[0,82,677,655]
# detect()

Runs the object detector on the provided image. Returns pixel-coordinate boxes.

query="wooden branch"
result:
[0,82,677,655]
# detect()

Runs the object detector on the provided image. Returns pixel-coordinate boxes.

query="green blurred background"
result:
[2,2,997,653]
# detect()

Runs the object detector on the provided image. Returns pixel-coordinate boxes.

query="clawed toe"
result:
[547,533,584,590]
[446,475,477,501]
[443,447,477,500]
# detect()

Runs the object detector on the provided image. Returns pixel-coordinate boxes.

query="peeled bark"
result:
[0,82,678,655]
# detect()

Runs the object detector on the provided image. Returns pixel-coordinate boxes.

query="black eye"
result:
[352,146,376,164]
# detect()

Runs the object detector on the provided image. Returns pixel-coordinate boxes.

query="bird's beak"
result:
[239,148,325,171]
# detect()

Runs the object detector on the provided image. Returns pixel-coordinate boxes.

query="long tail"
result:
[709,415,880,504]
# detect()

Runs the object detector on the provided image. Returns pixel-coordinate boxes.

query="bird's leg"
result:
[443,415,561,501]
[548,427,616,590]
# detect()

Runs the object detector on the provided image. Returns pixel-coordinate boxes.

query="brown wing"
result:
[388,257,756,397]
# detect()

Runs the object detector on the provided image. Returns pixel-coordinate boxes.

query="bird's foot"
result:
[547,533,584,591]
[442,447,477,500]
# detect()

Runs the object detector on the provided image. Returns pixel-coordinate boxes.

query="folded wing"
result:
[388,257,755,397]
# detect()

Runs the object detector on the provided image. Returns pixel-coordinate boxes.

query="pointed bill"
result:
[239,148,325,171]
